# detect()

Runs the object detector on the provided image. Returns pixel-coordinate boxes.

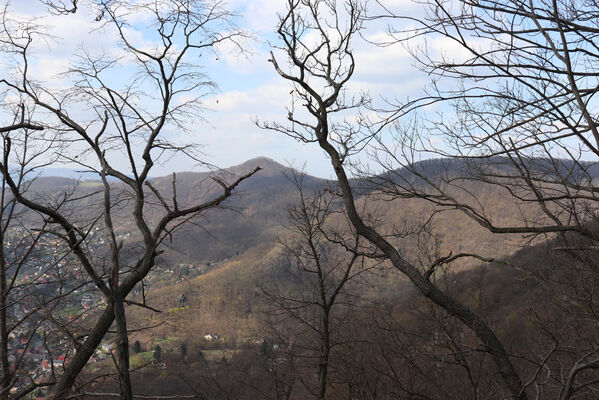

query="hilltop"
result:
[22,156,578,340]
[116,156,547,340]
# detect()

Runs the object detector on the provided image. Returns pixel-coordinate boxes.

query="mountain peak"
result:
[234,156,285,170]
[226,157,295,178]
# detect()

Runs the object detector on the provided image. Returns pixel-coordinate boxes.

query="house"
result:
[204,334,219,341]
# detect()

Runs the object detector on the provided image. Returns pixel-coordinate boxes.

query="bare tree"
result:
[262,0,528,398]
[362,0,599,397]
[367,0,599,241]
[0,107,49,400]
[0,1,258,398]
[0,104,97,399]
[262,171,372,400]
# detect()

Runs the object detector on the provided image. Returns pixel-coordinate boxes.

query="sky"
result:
[2,0,434,179]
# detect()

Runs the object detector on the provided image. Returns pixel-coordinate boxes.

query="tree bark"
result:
[318,312,330,400]
[114,296,132,400]
[50,306,115,399]
[0,247,10,400]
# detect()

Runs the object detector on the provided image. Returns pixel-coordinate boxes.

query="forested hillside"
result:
[1,0,598,399]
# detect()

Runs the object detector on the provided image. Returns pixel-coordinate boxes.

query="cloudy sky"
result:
[3,0,435,178]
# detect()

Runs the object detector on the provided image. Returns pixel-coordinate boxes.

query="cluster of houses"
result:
[2,226,220,397]
[4,227,112,396]
[6,336,116,399]
[6,328,72,396]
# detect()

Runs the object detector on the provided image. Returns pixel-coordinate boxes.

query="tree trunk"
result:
[114,296,132,400]
[318,312,330,400]
[50,306,115,400]
[0,250,10,400]
[319,139,527,400]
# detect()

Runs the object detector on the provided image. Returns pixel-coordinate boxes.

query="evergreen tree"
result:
[153,345,162,361]
[180,342,187,359]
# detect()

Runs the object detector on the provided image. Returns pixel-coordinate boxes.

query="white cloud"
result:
[214,38,271,76]
[0,0,435,179]
[207,81,291,113]
[228,0,284,33]
[30,57,70,82]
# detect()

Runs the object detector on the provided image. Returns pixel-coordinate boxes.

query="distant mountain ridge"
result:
[26,155,584,266]
[29,155,599,188]
[134,155,591,338]
[29,157,301,182]
[19,156,586,341]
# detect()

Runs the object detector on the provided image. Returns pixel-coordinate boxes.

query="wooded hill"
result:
[61,156,599,399]
[78,156,576,340]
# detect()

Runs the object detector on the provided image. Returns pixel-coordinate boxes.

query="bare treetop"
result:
[262,0,372,162]
[0,1,259,398]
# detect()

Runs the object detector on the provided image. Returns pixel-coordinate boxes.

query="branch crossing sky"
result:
[4,0,439,178]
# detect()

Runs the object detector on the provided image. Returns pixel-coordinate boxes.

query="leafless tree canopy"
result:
[265,0,599,399]
[367,0,599,240]
[0,1,258,398]
[1,0,599,399]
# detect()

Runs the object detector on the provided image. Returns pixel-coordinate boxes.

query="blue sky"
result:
[3,0,434,179]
